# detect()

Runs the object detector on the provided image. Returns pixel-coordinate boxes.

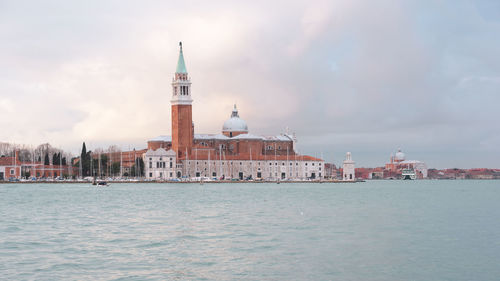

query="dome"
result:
[222,105,248,133]
[394,148,405,161]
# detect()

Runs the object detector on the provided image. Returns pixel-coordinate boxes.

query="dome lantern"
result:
[222,104,248,137]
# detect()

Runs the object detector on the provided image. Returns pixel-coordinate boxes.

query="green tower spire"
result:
[176,41,187,74]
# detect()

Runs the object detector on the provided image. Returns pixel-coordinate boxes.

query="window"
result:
[149,172,152,177]
[159,157,162,161]
[305,163,308,166]
[149,162,152,168]
[170,162,173,168]
[160,172,162,177]
[149,158,152,161]
[10,169,14,175]
[170,172,173,177]
[312,163,315,166]
[282,163,285,166]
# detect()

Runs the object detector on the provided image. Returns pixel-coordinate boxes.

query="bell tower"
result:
[171,42,193,159]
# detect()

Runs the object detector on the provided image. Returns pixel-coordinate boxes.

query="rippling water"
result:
[1,180,499,280]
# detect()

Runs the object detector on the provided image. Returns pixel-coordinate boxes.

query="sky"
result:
[1,0,499,168]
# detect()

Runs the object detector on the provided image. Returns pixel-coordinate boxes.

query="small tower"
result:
[343,152,355,181]
[171,42,193,159]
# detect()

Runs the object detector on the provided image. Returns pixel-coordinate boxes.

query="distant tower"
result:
[343,152,355,181]
[171,42,193,159]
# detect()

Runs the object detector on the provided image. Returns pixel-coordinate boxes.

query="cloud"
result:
[0,0,499,168]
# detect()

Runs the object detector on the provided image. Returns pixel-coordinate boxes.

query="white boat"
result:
[401,168,417,180]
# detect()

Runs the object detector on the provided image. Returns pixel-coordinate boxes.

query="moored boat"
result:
[401,168,417,180]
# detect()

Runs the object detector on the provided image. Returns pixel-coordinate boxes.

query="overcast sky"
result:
[1,0,499,168]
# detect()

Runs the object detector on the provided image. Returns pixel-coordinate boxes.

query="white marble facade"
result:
[143,148,177,180]
[179,159,324,180]
[144,148,323,180]
[343,152,355,181]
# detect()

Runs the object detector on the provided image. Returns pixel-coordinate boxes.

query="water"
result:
[1,180,499,281]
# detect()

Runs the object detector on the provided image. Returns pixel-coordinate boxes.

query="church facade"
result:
[143,43,324,181]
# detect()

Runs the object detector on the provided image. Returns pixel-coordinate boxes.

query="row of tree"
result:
[77,142,144,178]
[0,142,69,165]
[0,141,145,178]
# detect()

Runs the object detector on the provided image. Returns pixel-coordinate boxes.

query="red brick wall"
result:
[172,104,193,159]
[147,141,172,151]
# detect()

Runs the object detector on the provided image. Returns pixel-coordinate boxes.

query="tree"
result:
[44,153,50,165]
[80,142,90,176]
[111,162,120,176]
[53,153,59,165]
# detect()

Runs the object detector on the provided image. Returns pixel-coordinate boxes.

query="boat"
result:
[92,180,109,186]
[401,168,417,180]
[91,175,110,187]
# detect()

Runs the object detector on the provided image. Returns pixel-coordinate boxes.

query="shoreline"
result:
[0,179,362,184]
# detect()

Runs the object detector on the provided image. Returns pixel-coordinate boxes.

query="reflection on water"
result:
[1,181,500,280]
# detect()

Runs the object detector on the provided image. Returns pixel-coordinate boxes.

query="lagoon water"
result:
[1,180,499,280]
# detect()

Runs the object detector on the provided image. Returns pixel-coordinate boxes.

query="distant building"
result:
[323,163,338,179]
[143,148,177,180]
[0,150,76,180]
[145,42,324,180]
[385,148,428,178]
[342,152,355,181]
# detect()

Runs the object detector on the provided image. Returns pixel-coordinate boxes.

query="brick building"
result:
[144,42,324,180]
[0,151,76,180]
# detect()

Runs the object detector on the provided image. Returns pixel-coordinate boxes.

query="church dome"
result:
[394,148,405,161]
[222,105,248,134]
